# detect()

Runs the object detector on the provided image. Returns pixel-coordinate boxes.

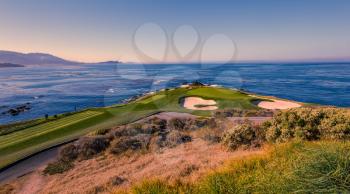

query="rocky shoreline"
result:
[1,103,31,116]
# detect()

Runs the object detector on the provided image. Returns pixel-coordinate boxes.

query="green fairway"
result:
[0,111,102,148]
[0,86,262,169]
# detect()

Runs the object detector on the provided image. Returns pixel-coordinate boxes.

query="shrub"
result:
[112,126,141,137]
[168,117,211,131]
[193,118,208,128]
[141,123,163,134]
[109,176,127,186]
[93,128,111,135]
[77,136,110,160]
[110,134,151,155]
[264,107,350,142]
[318,108,350,139]
[112,119,166,137]
[222,122,264,150]
[168,118,187,130]
[196,127,222,143]
[164,131,192,148]
[214,108,274,118]
[45,136,110,175]
[199,118,217,129]
[43,160,74,175]
[147,117,167,129]
[59,144,78,162]
[156,130,192,148]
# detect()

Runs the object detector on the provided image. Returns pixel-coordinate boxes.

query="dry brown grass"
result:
[4,138,263,194]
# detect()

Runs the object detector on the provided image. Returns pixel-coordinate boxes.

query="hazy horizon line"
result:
[1,49,350,65]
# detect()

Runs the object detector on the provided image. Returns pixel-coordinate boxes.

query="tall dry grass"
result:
[130,141,350,194]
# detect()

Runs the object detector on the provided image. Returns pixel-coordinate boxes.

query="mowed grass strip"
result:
[0,111,102,149]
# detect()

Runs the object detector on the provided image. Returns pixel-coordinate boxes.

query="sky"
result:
[0,0,350,63]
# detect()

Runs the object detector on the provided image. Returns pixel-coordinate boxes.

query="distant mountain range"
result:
[0,50,120,67]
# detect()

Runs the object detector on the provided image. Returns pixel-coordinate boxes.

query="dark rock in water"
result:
[189,81,205,86]
[1,103,32,116]
[182,81,188,85]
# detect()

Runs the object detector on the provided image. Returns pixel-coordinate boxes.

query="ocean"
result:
[0,63,349,124]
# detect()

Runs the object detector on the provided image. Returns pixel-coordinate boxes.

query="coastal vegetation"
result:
[264,107,350,142]
[130,108,350,194]
[37,106,350,193]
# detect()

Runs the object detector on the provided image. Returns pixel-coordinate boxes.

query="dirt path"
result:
[141,112,197,121]
[0,146,59,184]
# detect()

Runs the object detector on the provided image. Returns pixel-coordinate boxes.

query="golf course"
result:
[0,86,269,170]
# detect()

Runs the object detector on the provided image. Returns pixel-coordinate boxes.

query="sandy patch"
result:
[183,97,218,110]
[257,100,301,110]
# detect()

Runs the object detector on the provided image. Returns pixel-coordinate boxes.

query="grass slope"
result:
[132,141,350,194]
[0,86,261,169]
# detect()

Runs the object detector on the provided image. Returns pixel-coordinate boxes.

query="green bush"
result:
[93,128,111,135]
[264,108,350,142]
[43,160,74,175]
[222,121,264,150]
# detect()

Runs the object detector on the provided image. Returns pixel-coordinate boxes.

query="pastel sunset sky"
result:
[0,0,350,63]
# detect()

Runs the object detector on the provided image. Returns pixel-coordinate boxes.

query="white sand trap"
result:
[183,97,218,110]
[257,100,301,110]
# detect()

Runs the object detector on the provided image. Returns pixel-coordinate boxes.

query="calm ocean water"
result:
[0,63,349,124]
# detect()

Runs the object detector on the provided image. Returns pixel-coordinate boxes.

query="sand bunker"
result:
[183,97,218,110]
[257,100,301,110]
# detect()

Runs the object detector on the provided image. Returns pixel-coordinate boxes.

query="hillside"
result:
[0,51,77,66]
[0,50,120,66]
